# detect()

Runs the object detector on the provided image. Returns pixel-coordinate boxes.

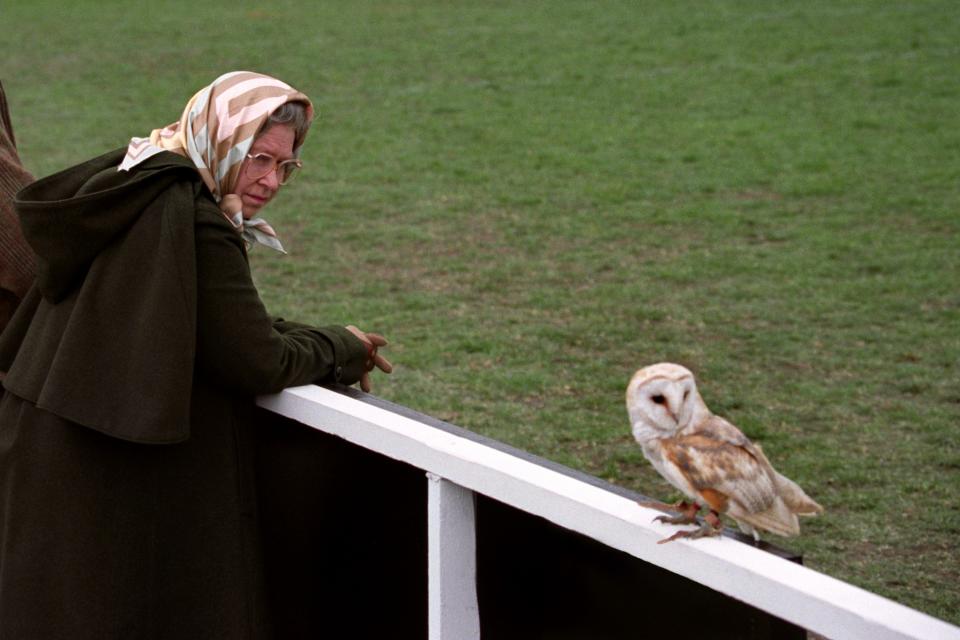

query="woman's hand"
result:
[345,325,393,392]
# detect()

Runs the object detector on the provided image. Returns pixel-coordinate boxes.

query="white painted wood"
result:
[427,473,480,640]
[258,386,960,640]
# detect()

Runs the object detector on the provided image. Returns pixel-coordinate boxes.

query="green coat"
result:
[0,148,369,638]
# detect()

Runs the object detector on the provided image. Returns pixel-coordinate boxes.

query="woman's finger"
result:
[366,333,388,347]
[374,354,393,374]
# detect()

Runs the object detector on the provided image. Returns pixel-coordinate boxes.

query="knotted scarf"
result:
[119,71,313,252]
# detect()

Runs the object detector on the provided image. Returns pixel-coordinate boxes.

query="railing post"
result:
[427,473,481,640]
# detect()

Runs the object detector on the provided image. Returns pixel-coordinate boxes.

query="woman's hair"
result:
[262,100,311,146]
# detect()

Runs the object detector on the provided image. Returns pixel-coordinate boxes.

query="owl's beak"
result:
[664,395,680,424]
[661,400,677,424]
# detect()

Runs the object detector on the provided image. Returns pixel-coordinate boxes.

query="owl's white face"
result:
[626,363,705,444]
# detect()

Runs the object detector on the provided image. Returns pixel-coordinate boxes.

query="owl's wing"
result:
[660,421,779,517]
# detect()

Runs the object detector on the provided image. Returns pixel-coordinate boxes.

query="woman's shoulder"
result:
[129,156,239,242]
[191,195,246,256]
[193,196,236,230]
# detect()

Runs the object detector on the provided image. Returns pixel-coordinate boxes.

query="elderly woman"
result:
[0,71,390,638]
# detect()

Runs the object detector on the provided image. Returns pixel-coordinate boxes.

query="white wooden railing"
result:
[257,384,960,640]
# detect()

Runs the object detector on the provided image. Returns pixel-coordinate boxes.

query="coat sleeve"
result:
[193,204,369,394]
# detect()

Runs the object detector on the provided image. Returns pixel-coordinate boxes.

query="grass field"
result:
[4,0,959,627]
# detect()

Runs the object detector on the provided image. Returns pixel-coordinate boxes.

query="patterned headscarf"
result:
[119,71,314,252]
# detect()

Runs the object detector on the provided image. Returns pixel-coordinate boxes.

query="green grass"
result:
[4,0,959,626]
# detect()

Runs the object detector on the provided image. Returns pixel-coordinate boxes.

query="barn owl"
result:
[626,363,823,543]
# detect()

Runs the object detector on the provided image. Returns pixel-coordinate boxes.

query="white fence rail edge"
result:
[257,385,960,640]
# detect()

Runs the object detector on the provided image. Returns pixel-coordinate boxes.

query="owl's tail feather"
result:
[775,473,824,516]
[736,474,823,537]
[736,499,800,537]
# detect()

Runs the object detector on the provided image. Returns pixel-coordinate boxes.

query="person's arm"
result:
[193,203,370,394]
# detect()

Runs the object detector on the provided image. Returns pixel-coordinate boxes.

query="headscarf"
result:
[119,71,314,252]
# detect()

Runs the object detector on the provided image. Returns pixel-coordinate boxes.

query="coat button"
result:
[335,365,343,380]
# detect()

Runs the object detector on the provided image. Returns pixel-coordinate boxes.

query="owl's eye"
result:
[683,390,690,400]
[651,394,666,405]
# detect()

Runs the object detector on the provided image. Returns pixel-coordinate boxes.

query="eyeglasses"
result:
[243,153,303,185]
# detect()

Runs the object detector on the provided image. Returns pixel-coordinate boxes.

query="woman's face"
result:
[233,123,296,219]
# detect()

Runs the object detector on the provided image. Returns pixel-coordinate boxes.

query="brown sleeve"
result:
[0,81,37,327]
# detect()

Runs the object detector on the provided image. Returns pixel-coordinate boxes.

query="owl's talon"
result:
[645,499,702,527]
[657,520,723,544]
[636,499,675,511]
[653,512,698,526]
[657,529,696,544]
